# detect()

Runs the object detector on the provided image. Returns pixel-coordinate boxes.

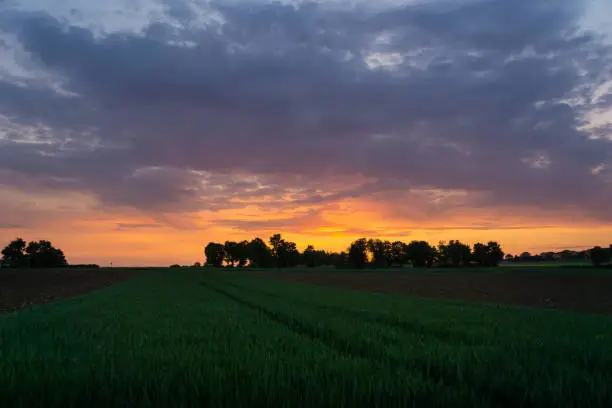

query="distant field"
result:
[500,260,593,268]
[1,269,612,407]
[254,266,612,314]
[0,267,144,313]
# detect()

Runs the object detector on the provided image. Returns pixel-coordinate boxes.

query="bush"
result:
[589,246,611,266]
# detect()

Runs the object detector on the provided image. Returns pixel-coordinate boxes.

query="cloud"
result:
[0,0,611,228]
[115,223,163,230]
[0,224,26,230]
[211,208,404,237]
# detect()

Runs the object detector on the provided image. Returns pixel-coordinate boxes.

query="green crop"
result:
[1,269,611,407]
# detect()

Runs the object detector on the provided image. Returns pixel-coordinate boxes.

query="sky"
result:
[0,0,611,266]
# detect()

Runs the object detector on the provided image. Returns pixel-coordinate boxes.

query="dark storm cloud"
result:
[0,0,611,220]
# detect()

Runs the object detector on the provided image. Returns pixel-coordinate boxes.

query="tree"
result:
[390,241,408,267]
[303,245,317,267]
[247,238,274,268]
[1,237,28,268]
[269,234,282,260]
[204,242,225,267]
[329,251,348,269]
[437,240,470,266]
[589,246,611,266]
[486,241,504,266]
[193,262,202,268]
[236,240,250,267]
[472,242,489,266]
[1,238,67,268]
[348,238,368,269]
[472,241,504,267]
[406,241,436,267]
[313,249,330,267]
[367,239,391,268]
[278,239,300,268]
[24,240,67,268]
[447,240,471,266]
[268,234,299,268]
[224,241,239,267]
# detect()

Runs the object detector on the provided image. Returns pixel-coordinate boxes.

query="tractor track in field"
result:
[202,280,398,363]
[201,279,546,408]
[218,280,485,347]
[218,279,612,374]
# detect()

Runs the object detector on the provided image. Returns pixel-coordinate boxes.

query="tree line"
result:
[204,234,506,269]
[504,246,612,266]
[588,246,612,266]
[1,238,68,268]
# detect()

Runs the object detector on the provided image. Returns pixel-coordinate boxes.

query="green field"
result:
[2,270,612,407]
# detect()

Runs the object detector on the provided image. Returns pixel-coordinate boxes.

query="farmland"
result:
[1,268,612,407]
[0,267,144,313]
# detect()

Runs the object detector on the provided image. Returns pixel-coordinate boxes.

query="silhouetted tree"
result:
[472,241,504,267]
[589,246,611,266]
[313,249,330,267]
[224,241,239,267]
[329,251,348,269]
[348,238,368,269]
[540,252,555,261]
[267,234,299,268]
[367,239,391,268]
[204,242,225,267]
[281,240,300,267]
[473,243,489,266]
[439,240,469,266]
[406,241,436,267]
[24,240,67,268]
[236,240,250,267]
[303,245,317,267]
[446,240,471,266]
[1,238,67,268]
[486,241,504,266]
[1,237,28,268]
[247,238,274,268]
[269,234,282,260]
[390,241,409,266]
[202,234,510,270]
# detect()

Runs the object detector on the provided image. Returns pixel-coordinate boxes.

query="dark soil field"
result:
[3,267,612,315]
[254,269,612,315]
[0,268,143,313]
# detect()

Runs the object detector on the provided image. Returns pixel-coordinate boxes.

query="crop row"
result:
[0,271,444,407]
[2,270,612,407]
[203,273,612,407]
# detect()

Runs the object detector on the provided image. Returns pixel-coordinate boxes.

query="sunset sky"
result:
[1,0,612,266]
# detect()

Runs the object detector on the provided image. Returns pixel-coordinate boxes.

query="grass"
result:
[1,269,612,407]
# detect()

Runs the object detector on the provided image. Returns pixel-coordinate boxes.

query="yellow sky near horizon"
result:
[2,223,610,267]
[2,185,610,266]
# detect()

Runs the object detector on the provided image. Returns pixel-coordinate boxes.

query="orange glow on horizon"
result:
[1,187,611,267]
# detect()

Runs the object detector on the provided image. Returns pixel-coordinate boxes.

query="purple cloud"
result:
[0,0,610,225]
